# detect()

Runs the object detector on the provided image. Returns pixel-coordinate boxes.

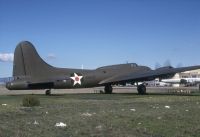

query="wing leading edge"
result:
[99,65,200,85]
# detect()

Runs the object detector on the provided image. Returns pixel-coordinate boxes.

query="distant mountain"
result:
[0,78,5,85]
[0,77,12,85]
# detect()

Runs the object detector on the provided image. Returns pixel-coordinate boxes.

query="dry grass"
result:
[0,93,200,137]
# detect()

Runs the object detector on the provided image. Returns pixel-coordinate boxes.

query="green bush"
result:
[22,95,40,107]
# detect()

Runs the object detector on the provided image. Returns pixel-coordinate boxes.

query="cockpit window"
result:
[131,63,138,67]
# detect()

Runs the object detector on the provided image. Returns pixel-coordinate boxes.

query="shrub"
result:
[22,95,40,107]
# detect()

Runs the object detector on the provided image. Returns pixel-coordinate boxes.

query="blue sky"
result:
[0,0,200,77]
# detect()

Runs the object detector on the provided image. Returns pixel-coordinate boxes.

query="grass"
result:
[0,93,200,137]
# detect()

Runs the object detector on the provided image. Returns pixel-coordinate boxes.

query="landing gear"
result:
[45,89,51,95]
[104,85,113,94]
[137,84,146,95]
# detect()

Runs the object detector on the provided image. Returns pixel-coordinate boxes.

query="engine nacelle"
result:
[159,74,175,80]
[156,66,174,71]
[180,79,187,84]
[6,81,28,90]
[156,66,175,80]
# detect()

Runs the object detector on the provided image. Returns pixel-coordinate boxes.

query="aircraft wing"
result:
[99,65,200,85]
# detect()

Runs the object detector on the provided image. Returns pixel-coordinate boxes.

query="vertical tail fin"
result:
[13,42,26,77]
[13,41,54,77]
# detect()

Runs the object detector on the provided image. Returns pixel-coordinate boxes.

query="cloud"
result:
[46,53,56,60]
[0,53,14,62]
[0,53,56,62]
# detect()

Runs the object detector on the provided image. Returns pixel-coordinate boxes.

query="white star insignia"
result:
[70,73,83,86]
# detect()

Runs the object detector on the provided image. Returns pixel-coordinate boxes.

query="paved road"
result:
[0,85,199,95]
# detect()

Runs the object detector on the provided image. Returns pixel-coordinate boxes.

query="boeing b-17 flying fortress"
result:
[5,41,200,95]
[1,0,200,136]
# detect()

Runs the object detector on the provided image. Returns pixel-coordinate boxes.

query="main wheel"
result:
[137,84,146,95]
[45,89,51,95]
[104,85,113,94]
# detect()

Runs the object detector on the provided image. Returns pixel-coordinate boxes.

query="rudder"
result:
[13,41,54,78]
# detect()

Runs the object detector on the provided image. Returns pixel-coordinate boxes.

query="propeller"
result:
[155,60,183,69]
[155,60,172,69]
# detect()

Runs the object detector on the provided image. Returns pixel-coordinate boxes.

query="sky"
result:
[0,0,200,77]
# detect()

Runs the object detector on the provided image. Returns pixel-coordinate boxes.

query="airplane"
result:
[161,78,200,86]
[5,41,200,95]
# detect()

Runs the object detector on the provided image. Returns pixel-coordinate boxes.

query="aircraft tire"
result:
[137,84,146,95]
[46,89,51,95]
[104,85,113,94]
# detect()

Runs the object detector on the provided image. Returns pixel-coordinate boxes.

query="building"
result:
[172,69,200,87]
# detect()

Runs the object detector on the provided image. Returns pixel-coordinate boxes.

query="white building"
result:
[171,69,200,87]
